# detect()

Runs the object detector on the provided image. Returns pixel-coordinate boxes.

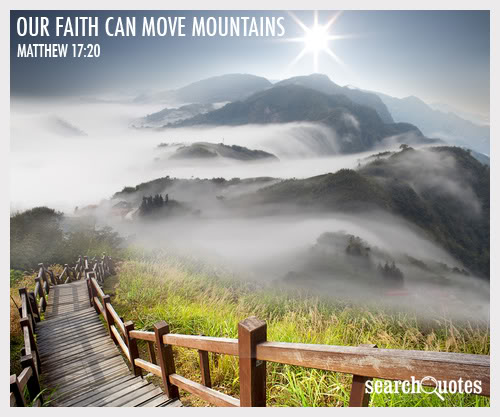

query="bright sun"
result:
[304,25,329,52]
[286,11,351,72]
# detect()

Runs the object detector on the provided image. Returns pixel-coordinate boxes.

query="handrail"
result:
[106,303,126,335]
[13,253,489,408]
[111,325,130,362]
[169,374,240,407]
[11,253,115,407]
[10,366,42,407]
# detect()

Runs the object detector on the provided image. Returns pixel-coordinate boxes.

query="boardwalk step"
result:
[37,280,179,407]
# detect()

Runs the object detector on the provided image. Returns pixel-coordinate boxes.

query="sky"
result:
[11,10,490,116]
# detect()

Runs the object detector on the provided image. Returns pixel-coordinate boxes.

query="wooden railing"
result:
[10,254,490,407]
[10,366,42,407]
[86,278,490,407]
[10,254,115,406]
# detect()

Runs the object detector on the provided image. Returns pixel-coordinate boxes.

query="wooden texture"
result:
[10,374,26,407]
[163,333,238,355]
[238,316,267,407]
[198,350,212,388]
[255,341,490,396]
[36,281,180,407]
[124,321,142,377]
[135,359,162,377]
[349,344,377,407]
[169,374,240,407]
[154,321,180,399]
[147,340,157,365]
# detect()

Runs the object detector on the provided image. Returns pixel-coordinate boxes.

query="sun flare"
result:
[286,11,351,72]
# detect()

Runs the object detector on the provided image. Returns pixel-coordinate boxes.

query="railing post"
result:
[348,344,377,407]
[88,274,100,315]
[28,291,40,322]
[34,277,47,312]
[125,321,142,377]
[20,354,43,405]
[19,288,35,331]
[86,278,93,307]
[38,263,50,294]
[147,341,157,365]
[198,350,212,388]
[20,317,41,374]
[102,295,117,344]
[238,316,267,407]
[10,374,26,407]
[154,321,179,399]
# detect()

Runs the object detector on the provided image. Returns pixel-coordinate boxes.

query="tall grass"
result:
[103,254,489,407]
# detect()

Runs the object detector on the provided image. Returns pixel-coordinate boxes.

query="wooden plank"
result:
[255,342,490,396]
[38,323,106,343]
[130,329,155,342]
[238,316,267,407]
[120,387,165,407]
[106,303,126,335]
[163,333,238,356]
[48,362,130,397]
[38,319,105,337]
[41,341,120,369]
[94,297,104,315]
[89,382,153,407]
[43,350,122,380]
[45,356,126,385]
[111,325,131,362]
[39,335,114,362]
[169,374,240,407]
[16,367,33,390]
[91,277,105,299]
[103,385,161,407]
[135,358,162,377]
[52,364,130,396]
[69,380,149,407]
[59,375,138,406]
[141,395,174,407]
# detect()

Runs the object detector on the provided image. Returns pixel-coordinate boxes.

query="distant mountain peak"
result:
[275,74,394,123]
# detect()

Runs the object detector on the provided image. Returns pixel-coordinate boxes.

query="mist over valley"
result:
[10,73,490,322]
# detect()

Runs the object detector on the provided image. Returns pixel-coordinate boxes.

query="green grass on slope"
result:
[104,256,489,407]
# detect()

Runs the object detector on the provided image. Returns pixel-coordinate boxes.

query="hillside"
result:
[169,142,278,161]
[250,146,489,277]
[174,84,438,153]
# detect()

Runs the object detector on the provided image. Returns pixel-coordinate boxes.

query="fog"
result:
[109,210,489,322]
[11,98,489,322]
[10,98,374,212]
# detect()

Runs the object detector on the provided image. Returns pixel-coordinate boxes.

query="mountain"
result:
[169,142,279,161]
[174,84,439,153]
[275,74,394,123]
[430,102,489,126]
[135,74,272,105]
[248,146,489,277]
[374,92,490,155]
[133,103,217,128]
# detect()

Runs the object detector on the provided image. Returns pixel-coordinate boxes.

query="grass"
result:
[101,253,490,407]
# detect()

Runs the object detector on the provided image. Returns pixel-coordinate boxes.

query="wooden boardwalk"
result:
[37,281,181,407]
